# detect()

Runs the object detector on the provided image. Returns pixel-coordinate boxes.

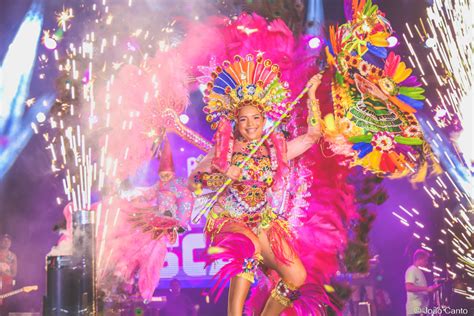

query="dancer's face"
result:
[237,105,265,141]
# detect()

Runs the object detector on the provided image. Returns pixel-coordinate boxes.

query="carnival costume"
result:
[185,3,435,313]
[104,137,193,300]
[89,50,195,300]
[190,51,334,314]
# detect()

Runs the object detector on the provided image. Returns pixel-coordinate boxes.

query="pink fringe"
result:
[267,221,295,265]
[269,132,289,189]
[292,283,335,316]
[211,118,233,173]
[206,232,256,301]
[244,271,273,315]
[98,198,170,300]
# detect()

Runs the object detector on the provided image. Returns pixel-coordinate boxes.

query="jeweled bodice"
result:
[215,140,277,217]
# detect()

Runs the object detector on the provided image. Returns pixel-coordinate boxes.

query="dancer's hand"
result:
[307,73,323,99]
[225,165,242,181]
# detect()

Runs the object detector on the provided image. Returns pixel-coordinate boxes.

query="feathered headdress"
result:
[202,53,291,129]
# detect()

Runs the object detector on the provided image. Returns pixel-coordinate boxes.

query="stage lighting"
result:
[36,112,46,123]
[82,71,91,84]
[0,1,47,179]
[179,114,189,124]
[308,37,322,49]
[387,36,398,47]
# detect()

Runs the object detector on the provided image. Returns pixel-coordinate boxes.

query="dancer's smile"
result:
[237,105,265,141]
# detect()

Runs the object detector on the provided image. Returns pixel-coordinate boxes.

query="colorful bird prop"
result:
[324,0,438,180]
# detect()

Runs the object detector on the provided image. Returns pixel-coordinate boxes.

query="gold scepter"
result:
[192,82,314,224]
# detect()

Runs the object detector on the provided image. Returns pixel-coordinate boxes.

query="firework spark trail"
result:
[42,3,152,205]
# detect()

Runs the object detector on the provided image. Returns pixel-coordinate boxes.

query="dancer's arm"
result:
[287,74,323,160]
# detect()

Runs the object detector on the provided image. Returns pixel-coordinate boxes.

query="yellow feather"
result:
[368,32,389,47]
[393,62,412,83]
[207,246,224,255]
[323,113,336,132]
[410,162,428,183]
[367,150,382,171]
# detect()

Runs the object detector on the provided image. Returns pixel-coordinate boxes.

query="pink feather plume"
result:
[206,232,256,301]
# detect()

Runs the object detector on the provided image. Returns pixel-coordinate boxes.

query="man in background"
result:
[160,279,198,316]
[0,234,17,316]
[405,249,440,316]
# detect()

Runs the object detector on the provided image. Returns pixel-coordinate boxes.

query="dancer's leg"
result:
[228,276,252,316]
[258,230,306,316]
[219,223,262,316]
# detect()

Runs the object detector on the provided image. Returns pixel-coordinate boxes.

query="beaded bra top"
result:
[216,140,278,217]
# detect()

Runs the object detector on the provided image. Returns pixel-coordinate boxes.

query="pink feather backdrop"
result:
[179,13,357,314]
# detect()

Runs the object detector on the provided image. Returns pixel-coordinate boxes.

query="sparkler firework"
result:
[390,0,474,298]
[35,0,217,296]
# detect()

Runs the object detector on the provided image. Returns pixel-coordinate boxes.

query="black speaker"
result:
[43,210,96,316]
[43,255,76,315]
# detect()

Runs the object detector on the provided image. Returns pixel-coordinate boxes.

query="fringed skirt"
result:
[204,206,296,266]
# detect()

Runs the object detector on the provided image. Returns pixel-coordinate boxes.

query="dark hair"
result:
[0,234,13,241]
[413,249,430,262]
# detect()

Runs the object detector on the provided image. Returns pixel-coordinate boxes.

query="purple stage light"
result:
[179,114,190,124]
[82,70,91,84]
[36,112,46,123]
[308,37,322,49]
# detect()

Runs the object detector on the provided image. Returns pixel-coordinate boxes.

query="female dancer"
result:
[190,54,323,315]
